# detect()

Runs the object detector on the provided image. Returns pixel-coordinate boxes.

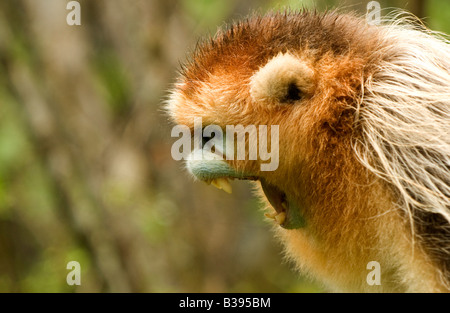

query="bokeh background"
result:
[0,0,449,292]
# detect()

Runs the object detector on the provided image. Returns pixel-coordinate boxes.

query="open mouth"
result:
[186,146,305,229]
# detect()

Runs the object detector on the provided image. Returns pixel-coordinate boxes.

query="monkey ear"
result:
[249,52,314,105]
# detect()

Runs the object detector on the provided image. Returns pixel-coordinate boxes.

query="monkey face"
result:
[167,13,367,230]
[168,53,318,228]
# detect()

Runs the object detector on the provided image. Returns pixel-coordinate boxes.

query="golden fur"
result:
[167,11,450,292]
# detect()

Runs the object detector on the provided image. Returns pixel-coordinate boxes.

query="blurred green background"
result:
[0,0,448,293]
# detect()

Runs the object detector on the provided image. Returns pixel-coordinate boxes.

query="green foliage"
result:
[93,51,131,116]
[428,0,450,33]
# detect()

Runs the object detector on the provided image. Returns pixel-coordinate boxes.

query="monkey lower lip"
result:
[260,179,288,226]
[260,179,306,229]
[260,179,287,215]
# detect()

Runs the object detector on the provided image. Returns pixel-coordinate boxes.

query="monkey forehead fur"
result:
[167,10,450,292]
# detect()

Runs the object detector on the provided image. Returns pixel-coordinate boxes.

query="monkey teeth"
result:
[275,212,286,225]
[265,211,286,225]
[264,212,278,219]
[209,178,232,194]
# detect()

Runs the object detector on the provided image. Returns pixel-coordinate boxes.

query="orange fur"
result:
[167,11,449,292]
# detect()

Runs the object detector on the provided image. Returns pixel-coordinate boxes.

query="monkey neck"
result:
[279,136,448,292]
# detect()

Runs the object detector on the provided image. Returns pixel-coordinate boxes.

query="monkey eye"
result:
[282,82,303,103]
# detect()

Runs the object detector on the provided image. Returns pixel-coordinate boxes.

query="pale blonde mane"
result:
[354,11,450,286]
